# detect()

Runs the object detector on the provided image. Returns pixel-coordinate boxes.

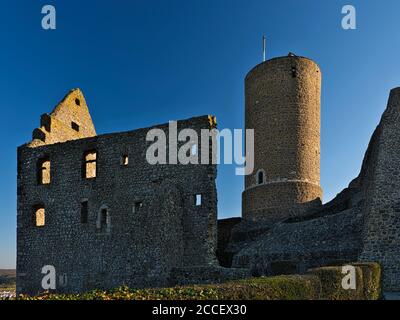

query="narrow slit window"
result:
[83,150,97,179]
[191,144,198,156]
[98,207,110,232]
[101,209,107,227]
[121,154,129,166]
[59,274,68,287]
[34,205,45,227]
[257,171,264,185]
[81,201,88,223]
[291,67,297,78]
[37,157,51,185]
[195,194,202,206]
[71,122,80,132]
[133,201,143,213]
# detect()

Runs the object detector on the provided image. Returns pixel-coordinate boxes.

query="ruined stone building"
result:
[17,53,400,295]
[16,89,248,294]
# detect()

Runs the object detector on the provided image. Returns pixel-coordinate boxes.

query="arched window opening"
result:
[97,206,110,233]
[133,201,142,213]
[257,170,265,185]
[37,157,51,185]
[33,204,45,227]
[83,150,97,179]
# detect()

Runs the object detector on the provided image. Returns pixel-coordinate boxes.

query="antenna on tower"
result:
[262,35,266,62]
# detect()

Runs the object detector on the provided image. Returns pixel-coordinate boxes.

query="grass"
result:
[0,285,16,291]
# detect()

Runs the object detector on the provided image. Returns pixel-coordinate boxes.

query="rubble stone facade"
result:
[360,88,400,291]
[17,90,230,295]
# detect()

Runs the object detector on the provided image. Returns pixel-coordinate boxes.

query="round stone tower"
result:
[242,55,323,222]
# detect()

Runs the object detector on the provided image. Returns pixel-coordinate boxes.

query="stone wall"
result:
[231,208,363,276]
[242,182,322,223]
[17,94,218,294]
[170,266,251,286]
[227,86,400,291]
[360,87,400,291]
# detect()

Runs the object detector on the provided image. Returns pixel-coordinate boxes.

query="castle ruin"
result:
[17,54,400,294]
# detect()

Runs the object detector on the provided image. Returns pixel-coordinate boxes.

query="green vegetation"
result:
[308,266,364,300]
[0,285,15,291]
[352,262,381,300]
[19,275,320,300]
[7,262,381,300]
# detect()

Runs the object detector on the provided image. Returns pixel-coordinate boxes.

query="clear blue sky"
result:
[1,0,399,268]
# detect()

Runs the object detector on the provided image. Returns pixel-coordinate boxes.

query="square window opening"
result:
[71,121,80,132]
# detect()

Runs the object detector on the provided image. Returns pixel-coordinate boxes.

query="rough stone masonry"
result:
[16,89,248,295]
[17,54,400,295]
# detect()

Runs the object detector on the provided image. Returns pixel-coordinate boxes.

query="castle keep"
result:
[17,54,400,294]
[243,56,322,222]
